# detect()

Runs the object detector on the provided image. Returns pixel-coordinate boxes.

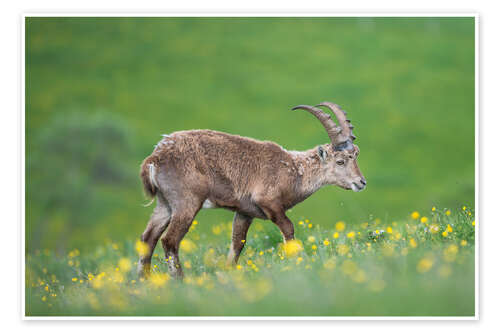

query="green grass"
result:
[26,206,475,317]
[24,17,476,317]
[25,17,475,252]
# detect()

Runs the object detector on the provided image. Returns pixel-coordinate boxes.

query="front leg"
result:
[270,211,295,242]
[227,212,253,266]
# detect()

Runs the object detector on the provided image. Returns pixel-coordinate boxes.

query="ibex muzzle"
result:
[138,101,366,279]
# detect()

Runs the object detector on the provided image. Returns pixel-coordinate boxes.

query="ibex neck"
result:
[288,147,328,203]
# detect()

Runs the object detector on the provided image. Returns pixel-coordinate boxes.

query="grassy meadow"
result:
[26,207,475,316]
[25,17,475,316]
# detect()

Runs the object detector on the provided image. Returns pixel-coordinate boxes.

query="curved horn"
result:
[315,102,356,143]
[292,104,341,143]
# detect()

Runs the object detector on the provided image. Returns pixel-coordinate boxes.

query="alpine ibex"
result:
[137,102,366,278]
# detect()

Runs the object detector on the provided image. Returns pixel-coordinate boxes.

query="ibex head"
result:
[292,102,367,192]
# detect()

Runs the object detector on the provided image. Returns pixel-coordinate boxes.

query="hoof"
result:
[137,260,151,279]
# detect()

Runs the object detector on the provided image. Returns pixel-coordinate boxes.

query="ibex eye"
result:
[336,160,345,166]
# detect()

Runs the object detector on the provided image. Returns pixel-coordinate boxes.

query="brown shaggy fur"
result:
[137,128,366,279]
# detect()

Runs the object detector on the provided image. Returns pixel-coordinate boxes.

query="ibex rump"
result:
[137,102,366,278]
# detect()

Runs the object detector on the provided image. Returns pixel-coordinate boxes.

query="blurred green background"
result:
[25,17,475,253]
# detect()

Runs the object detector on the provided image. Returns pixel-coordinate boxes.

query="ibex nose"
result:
[360,178,367,186]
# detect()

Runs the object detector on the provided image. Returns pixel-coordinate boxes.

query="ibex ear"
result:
[318,146,328,162]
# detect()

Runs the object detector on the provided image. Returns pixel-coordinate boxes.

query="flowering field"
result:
[25,206,475,317]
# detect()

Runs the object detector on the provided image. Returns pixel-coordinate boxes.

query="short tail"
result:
[140,157,159,206]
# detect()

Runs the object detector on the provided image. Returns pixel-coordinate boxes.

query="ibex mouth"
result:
[351,183,365,192]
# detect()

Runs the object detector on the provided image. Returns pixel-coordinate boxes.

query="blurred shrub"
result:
[26,111,134,252]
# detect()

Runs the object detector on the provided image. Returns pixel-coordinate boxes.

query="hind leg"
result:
[161,201,201,279]
[137,196,171,278]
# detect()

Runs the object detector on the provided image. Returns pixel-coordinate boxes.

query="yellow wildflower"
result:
[308,223,313,229]
[442,231,448,237]
[180,239,197,253]
[335,221,346,232]
[472,220,475,226]
[236,265,242,270]
[149,272,169,288]
[386,226,393,234]
[445,210,451,216]
[409,238,417,248]
[283,239,303,257]
[311,244,317,250]
[446,224,453,233]
[460,240,467,247]
[411,211,420,220]
[429,224,439,234]
[72,277,78,282]
[118,258,132,273]
[417,258,433,273]
[333,232,339,239]
[307,235,316,243]
[432,206,436,212]
[347,231,355,239]
[443,244,459,262]
[323,239,330,246]
[135,240,149,257]
[420,216,428,224]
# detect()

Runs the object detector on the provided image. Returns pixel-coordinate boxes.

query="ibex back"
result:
[137,102,366,278]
